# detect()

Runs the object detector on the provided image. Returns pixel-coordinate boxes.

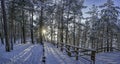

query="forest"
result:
[0,0,120,64]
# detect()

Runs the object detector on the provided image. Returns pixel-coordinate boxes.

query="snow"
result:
[0,43,43,64]
[44,42,80,64]
[0,42,120,64]
[96,52,120,64]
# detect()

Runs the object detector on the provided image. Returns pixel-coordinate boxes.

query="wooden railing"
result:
[96,47,120,53]
[52,42,120,64]
[58,43,96,64]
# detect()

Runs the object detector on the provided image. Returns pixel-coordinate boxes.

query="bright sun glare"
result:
[42,29,46,34]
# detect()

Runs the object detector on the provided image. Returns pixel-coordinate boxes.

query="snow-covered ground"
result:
[0,42,120,64]
[96,52,120,64]
[44,42,82,64]
[0,43,43,64]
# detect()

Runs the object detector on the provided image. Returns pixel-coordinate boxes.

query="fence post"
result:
[57,42,59,48]
[91,50,96,64]
[76,48,79,60]
[67,46,71,57]
[42,42,46,64]
[60,43,63,51]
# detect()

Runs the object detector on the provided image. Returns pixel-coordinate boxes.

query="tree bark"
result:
[1,0,11,52]
[31,11,34,44]
[9,0,15,50]
[21,0,26,44]
[39,5,43,44]
[0,18,4,44]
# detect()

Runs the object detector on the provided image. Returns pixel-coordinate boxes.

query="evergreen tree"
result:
[99,0,120,52]
[1,0,11,52]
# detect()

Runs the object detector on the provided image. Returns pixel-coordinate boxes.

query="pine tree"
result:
[1,0,11,52]
[99,0,120,52]
[86,4,99,49]
[30,10,34,44]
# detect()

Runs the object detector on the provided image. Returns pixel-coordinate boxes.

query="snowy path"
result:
[10,45,43,64]
[44,42,86,64]
[0,43,43,64]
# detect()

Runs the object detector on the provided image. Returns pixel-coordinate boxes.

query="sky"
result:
[84,0,120,8]
[83,0,120,18]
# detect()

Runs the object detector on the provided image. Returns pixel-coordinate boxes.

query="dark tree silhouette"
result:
[1,0,11,52]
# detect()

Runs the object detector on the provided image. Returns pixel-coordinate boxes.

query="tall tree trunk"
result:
[1,0,11,52]
[20,21,23,44]
[106,23,109,52]
[60,0,64,51]
[65,0,70,45]
[39,4,43,44]
[73,13,76,46]
[50,15,53,43]
[13,22,16,44]
[0,18,4,44]
[57,13,60,48]
[22,0,26,44]
[22,10,26,44]
[31,11,34,44]
[9,0,15,50]
[0,32,4,45]
[110,30,113,51]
